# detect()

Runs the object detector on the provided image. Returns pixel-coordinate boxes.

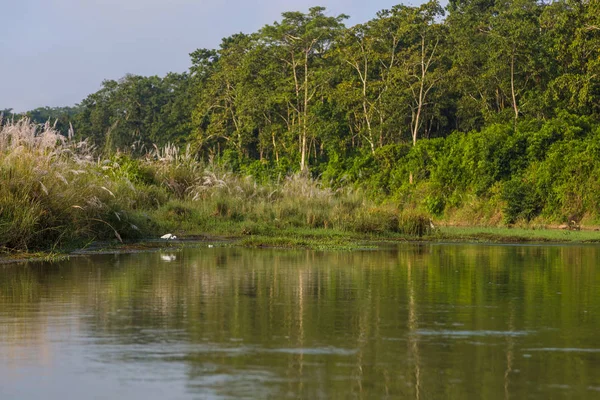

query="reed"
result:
[0,119,149,250]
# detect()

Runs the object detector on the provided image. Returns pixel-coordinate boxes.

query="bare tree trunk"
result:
[409,35,439,184]
[510,53,519,128]
[412,36,427,147]
[300,50,309,172]
[290,51,306,172]
[354,53,375,154]
[346,55,375,153]
[362,65,375,154]
[272,131,279,162]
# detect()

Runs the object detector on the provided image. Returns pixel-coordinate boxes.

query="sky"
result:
[1,0,442,112]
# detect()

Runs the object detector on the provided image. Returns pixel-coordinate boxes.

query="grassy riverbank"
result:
[435,226,600,244]
[2,119,600,260]
[0,119,432,254]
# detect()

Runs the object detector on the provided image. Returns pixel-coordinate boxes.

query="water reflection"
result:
[0,244,599,399]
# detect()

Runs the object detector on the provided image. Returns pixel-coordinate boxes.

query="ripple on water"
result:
[546,384,571,390]
[186,369,282,399]
[267,346,358,356]
[415,329,531,338]
[524,348,600,353]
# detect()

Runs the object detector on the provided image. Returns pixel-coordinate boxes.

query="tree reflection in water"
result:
[0,244,599,399]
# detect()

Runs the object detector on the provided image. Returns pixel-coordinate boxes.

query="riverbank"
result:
[3,225,600,265]
[3,119,600,263]
[0,119,433,254]
[435,225,600,243]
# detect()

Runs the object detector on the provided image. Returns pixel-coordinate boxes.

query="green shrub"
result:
[425,194,445,216]
[501,177,542,224]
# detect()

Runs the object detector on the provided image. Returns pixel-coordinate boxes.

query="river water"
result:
[1,243,599,399]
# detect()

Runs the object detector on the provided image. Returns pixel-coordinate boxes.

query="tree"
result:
[75,74,193,152]
[260,7,348,172]
[391,1,447,146]
[447,0,546,128]
[192,34,260,157]
[488,0,545,126]
[333,1,448,153]
[333,24,378,153]
[542,0,600,116]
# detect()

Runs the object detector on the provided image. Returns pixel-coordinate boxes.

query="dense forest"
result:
[2,0,600,238]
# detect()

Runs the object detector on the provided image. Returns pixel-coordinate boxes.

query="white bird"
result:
[160,233,177,240]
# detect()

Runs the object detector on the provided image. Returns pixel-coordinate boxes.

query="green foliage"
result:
[425,193,445,216]
[3,1,600,240]
[73,73,193,152]
[240,159,293,183]
[351,208,398,234]
[501,176,542,224]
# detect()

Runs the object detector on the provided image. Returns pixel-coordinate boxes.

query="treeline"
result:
[1,106,80,135]
[5,0,600,224]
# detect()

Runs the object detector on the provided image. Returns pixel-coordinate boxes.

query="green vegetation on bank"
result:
[437,226,600,243]
[2,0,600,253]
[0,119,431,253]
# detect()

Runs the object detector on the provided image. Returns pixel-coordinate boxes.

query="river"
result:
[1,243,599,399]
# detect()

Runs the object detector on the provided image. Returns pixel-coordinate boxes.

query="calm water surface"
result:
[1,243,600,399]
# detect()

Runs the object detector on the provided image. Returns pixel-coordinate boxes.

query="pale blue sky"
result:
[1,0,441,112]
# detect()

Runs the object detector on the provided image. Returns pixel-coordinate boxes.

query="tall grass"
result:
[0,118,431,252]
[0,118,151,250]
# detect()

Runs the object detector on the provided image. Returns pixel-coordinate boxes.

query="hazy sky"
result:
[1,0,440,112]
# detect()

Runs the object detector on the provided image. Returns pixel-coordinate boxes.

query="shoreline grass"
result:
[435,226,600,244]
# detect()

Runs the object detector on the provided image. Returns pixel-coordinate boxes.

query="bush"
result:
[425,194,445,216]
[501,177,542,224]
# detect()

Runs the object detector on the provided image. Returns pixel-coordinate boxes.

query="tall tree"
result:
[260,7,347,172]
[447,0,545,128]
[392,1,447,146]
[334,23,380,153]
[542,0,600,116]
[488,0,544,126]
[334,1,448,152]
[193,34,256,155]
[75,74,193,152]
